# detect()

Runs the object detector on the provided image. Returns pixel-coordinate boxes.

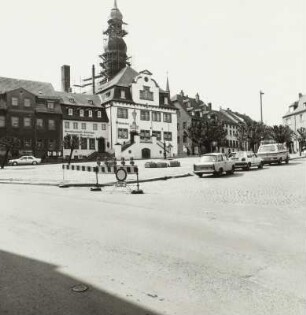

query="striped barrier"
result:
[62,164,139,174]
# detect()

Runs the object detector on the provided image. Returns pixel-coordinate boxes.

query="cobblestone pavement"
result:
[0,159,305,315]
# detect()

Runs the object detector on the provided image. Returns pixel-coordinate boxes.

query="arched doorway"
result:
[142,148,151,159]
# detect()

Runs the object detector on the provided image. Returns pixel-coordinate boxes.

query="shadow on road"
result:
[0,249,160,315]
[202,172,244,179]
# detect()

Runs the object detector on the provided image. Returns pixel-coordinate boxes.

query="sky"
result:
[0,0,305,125]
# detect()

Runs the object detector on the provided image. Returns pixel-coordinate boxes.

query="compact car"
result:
[193,153,235,177]
[229,151,263,170]
[8,156,42,166]
[257,143,289,164]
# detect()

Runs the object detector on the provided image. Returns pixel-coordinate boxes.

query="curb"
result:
[0,173,193,188]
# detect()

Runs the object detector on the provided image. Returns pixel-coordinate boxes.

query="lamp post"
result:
[260,91,264,123]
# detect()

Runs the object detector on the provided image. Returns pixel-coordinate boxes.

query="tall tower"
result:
[100,0,130,82]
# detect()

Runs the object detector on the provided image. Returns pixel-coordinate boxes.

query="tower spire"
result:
[166,72,170,94]
[114,0,118,9]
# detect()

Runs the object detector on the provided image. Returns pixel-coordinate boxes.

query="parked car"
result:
[193,153,235,177]
[8,156,42,166]
[229,151,263,170]
[257,143,289,165]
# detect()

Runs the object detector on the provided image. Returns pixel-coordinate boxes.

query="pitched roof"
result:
[0,76,55,96]
[99,66,139,92]
[55,91,101,107]
[283,94,306,117]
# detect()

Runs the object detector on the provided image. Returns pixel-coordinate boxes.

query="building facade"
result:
[59,92,109,159]
[282,93,306,152]
[0,77,62,159]
[99,68,178,159]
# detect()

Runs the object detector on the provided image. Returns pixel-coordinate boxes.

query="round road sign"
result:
[116,168,127,182]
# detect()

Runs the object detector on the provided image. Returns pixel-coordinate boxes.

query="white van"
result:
[257,143,289,165]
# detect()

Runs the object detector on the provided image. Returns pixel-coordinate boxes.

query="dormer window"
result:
[164,97,168,105]
[140,86,153,101]
[80,109,84,117]
[47,101,54,110]
[105,92,111,99]
[88,110,93,118]
[88,100,94,105]
[69,98,75,103]
[97,111,102,118]
[68,108,73,116]
[120,90,126,99]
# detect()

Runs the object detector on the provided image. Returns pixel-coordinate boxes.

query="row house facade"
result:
[98,67,178,159]
[0,76,109,161]
[172,91,251,155]
[0,77,62,159]
[283,93,306,152]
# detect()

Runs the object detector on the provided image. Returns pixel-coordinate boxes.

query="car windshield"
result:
[200,155,217,162]
[258,145,276,152]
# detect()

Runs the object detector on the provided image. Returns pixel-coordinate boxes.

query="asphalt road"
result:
[0,159,305,315]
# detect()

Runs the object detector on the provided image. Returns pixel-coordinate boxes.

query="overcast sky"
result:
[0,0,305,125]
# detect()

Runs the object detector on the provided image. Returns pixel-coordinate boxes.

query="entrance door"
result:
[142,148,151,159]
[98,137,105,153]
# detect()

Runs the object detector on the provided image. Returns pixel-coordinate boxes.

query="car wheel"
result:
[218,168,223,176]
[258,162,263,169]
[32,161,37,165]
[285,157,289,164]
[278,158,282,165]
[227,165,235,175]
[196,173,203,178]
[12,162,17,166]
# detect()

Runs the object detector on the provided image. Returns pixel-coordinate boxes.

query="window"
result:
[69,98,75,103]
[81,123,86,130]
[93,123,97,131]
[48,120,55,130]
[140,129,151,140]
[36,118,43,129]
[164,97,168,105]
[140,86,153,101]
[101,123,106,130]
[97,111,101,118]
[24,117,31,127]
[152,130,161,140]
[140,110,150,121]
[68,108,73,116]
[0,116,5,127]
[152,112,161,122]
[88,100,94,105]
[12,97,18,106]
[81,138,87,150]
[105,91,111,98]
[73,122,78,129]
[89,138,95,150]
[24,138,32,148]
[88,110,93,118]
[183,122,187,129]
[48,139,56,150]
[24,98,31,107]
[36,139,43,149]
[47,102,54,110]
[80,109,84,117]
[118,128,128,139]
[163,113,172,123]
[11,117,19,127]
[164,131,172,141]
[120,90,126,99]
[64,121,70,129]
[117,107,128,119]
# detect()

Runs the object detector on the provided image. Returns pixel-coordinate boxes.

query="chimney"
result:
[61,65,71,93]
[195,93,200,103]
[299,93,303,98]
[208,102,212,110]
[180,90,184,97]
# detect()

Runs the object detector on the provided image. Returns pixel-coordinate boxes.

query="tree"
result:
[296,127,306,154]
[186,119,227,154]
[0,136,21,169]
[270,125,294,147]
[63,134,79,165]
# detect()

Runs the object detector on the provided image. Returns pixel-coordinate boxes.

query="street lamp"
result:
[260,91,264,123]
